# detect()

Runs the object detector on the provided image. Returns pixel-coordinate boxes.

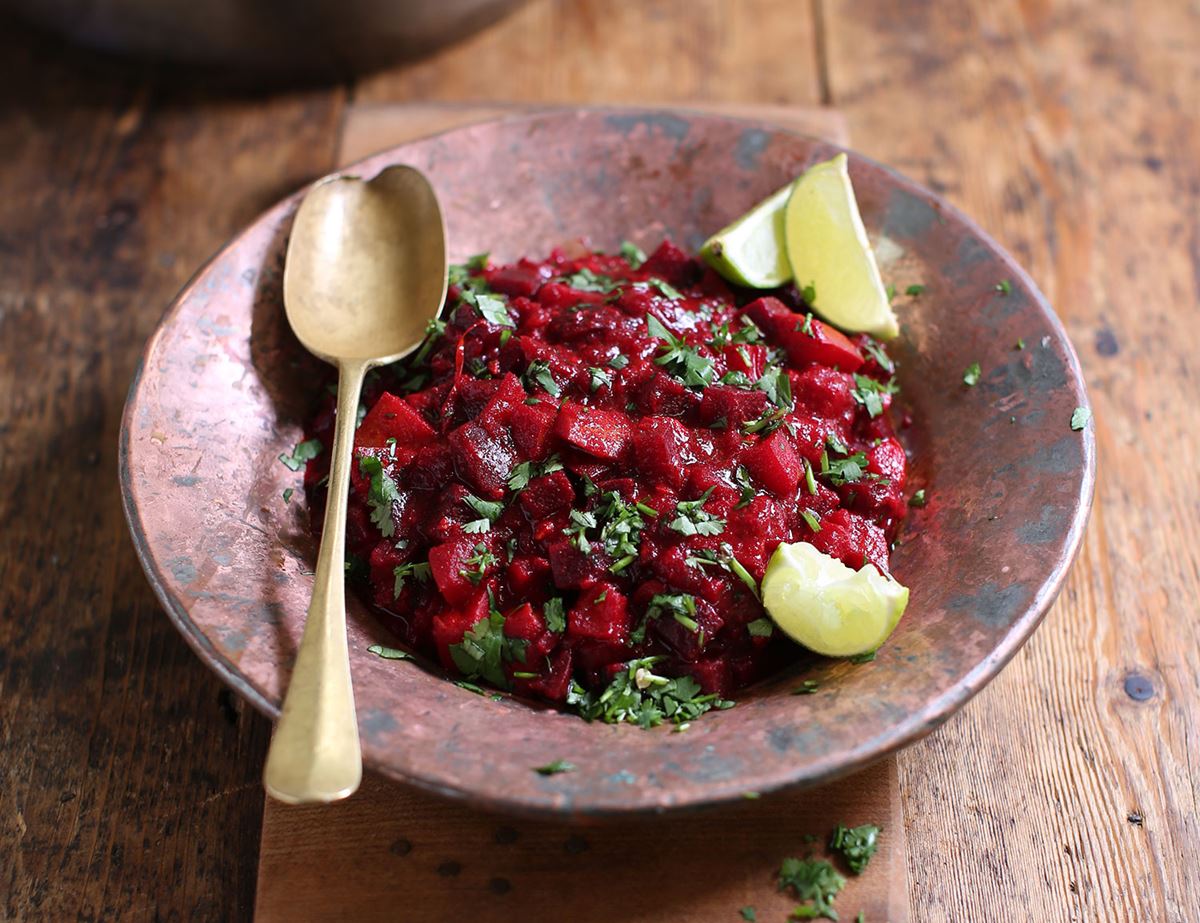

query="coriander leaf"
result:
[645,314,716,390]
[778,857,846,921]
[620,240,646,268]
[564,267,618,293]
[720,370,754,388]
[473,292,515,328]
[459,543,498,586]
[1070,406,1091,431]
[669,488,725,537]
[885,283,896,302]
[543,598,567,633]
[962,362,982,387]
[647,278,683,299]
[908,488,927,508]
[848,650,876,664]
[830,823,882,874]
[800,509,822,533]
[508,455,564,492]
[279,437,323,471]
[734,465,757,508]
[367,644,413,660]
[802,282,817,305]
[820,445,870,486]
[464,493,504,523]
[1016,337,1026,350]
[525,359,561,397]
[747,618,774,638]
[359,455,402,537]
[996,279,1012,295]
[282,487,294,503]
[859,338,896,375]
[804,458,818,496]
[851,373,898,418]
[792,679,820,695]
[392,560,431,598]
[905,283,925,296]
[756,365,794,410]
[588,366,613,393]
[534,759,576,776]
[608,353,630,370]
[740,907,758,922]
[448,609,525,689]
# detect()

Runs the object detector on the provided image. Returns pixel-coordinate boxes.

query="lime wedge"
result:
[761,541,908,658]
[700,185,793,288]
[784,153,899,339]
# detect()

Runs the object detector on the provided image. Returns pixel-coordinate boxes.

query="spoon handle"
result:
[264,360,367,803]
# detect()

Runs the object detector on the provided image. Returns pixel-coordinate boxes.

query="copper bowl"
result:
[119,109,1095,816]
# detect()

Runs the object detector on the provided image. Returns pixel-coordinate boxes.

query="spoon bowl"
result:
[263,165,447,804]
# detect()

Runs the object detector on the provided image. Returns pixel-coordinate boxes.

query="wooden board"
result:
[257,761,905,923]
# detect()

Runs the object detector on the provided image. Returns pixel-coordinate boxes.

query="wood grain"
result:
[822,0,1200,919]
[0,22,344,920]
[258,762,906,923]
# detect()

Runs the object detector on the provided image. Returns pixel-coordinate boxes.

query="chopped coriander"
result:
[646,314,716,389]
[392,560,431,598]
[543,597,567,633]
[905,283,925,297]
[466,252,490,272]
[588,366,613,393]
[669,487,726,537]
[741,791,760,800]
[820,445,870,486]
[525,359,561,397]
[1015,337,1026,350]
[734,465,757,508]
[449,609,525,688]
[885,283,896,302]
[742,406,791,436]
[512,671,538,679]
[499,329,512,346]
[359,455,402,537]
[473,292,515,328]
[1070,406,1092,431]
[459,543,497,586]
[848,650,877,664]
[279,437,323,471]
[367,644,413,661]
[909,488,927,508]
[564,267,618,293]
[608,352,630,370]
[740,907,758,922]
[464,493,504,524]
[534,759,576,776]
[463,518,491,534]
[565,508,598,554]
[720,370,755,388]
[798,312,815,337]
[996,279,1012,295]
[857,914,866,923]
[747,618,774,638]
[830,823,881,874]
[800,509,822,533]
[567,656,734,728]
[962,362,982,387]
[756,366,794,409]
[508,455,564,491]
[632,593,698,644]
[686,545,760,599]
[778,857,846,921]
[620,240,646,268]
[455,680,486,695]
[851,373,898,418]
[802,282,817,305]
[803,458,818,496]
[282,487,294,503]
[792,679,820,695]
[647,278,684,299]
[860,338,895,375]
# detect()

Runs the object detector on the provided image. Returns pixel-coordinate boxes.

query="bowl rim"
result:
[119,105,1096,816]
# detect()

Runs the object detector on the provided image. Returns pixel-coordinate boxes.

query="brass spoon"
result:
[264,165,447,804]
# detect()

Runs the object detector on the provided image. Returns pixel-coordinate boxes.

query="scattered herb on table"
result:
[739,907,758,922]
[908,488,927,508]
[830,823,882,874]
[282,487,294,503]
[534,759,576,776]
[367,644,413,661]
[905,284,925,297]
[778,856,846,921]
[848,650,877,664]
[962,362,982,387]
[792,680,820,695]
[995,279,1012,295]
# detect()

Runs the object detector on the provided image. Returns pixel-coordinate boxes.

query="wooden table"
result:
[1,2,1197,919]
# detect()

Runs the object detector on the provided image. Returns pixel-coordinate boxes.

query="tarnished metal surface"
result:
[119,109,1095,817]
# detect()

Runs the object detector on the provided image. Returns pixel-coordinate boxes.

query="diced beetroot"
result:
[407,443,454,490]
[640,240,697,286]
[503,602,557,660]
[478,372,527,439]
[686,656,732,697]
[509,399,559,461]
[791,365,856,421]
[635,371,701,417]
[526,647,574,701]
[519,470,575,519]
[448,422,516,499]
[697,385,770,430]
[485,259,550,297]
[651,545,726,603]
[840,437,908,524]
[355,391,436,449]
[430,592,489,670]
[428,537,492,606]
[743,428,803,495]
[722,343,768,380]
[567,584,630,645]
[810,508,891,573]
[742,296,864,372]
[547,537,607,590]
[507,555,553,601]
[554,402,631,461]
[632,415,690,488]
